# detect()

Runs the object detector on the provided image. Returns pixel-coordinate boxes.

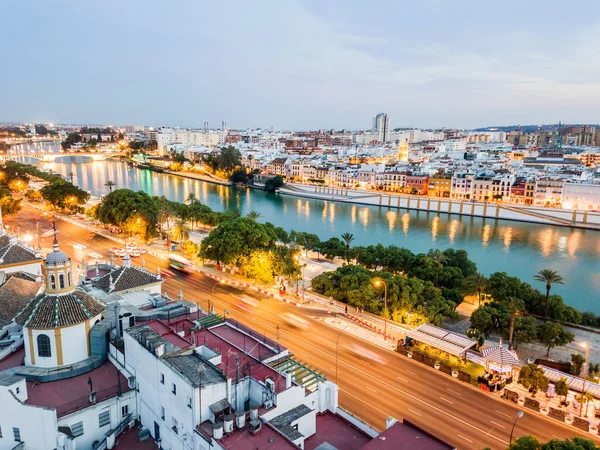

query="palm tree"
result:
[170,219,190,244]
[68,172,74,184]
[506,296,524,350]
[534,269,565,319]
[429,249,449,287]
[105,180,115,193]
[247,211,262,221]
[466,272,488,305]
[576,392,595,417]
[341,232,354,263]
[186,192,197,229]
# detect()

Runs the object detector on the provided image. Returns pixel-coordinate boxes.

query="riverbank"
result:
[163,169,232,186]
[280,183,600,230]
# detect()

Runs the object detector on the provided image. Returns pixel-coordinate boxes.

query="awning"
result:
[541,365,600,398]
[405,324,476,356]
[481,345,520,367]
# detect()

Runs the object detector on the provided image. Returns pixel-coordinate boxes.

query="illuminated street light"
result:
[509,411,524,444]
[372,278,388,340]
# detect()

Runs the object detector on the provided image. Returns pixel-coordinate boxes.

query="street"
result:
[6,206,597,450]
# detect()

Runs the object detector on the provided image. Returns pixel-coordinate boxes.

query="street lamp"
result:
[580,342,590,417]
[509,411,524,444]
[372,278,388,340]
[210,279,225,314]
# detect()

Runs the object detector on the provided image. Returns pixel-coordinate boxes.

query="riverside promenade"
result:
[280,183,600,230]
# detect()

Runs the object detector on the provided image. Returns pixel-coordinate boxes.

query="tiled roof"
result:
[92,266,161,293]
[0,276,43,327]
[0,241,43,267]
[15,289,105,329]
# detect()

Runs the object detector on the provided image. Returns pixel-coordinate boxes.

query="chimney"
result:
[113,303,121,337]
[285,371,292,389]
[89,391,97,404]
[154,343,165,358]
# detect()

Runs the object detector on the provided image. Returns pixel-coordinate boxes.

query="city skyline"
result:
[2,0,600,129]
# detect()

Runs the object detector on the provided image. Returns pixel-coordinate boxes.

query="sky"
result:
[1,0,600,130]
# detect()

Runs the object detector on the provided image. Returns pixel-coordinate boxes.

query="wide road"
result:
[6,208,597,450]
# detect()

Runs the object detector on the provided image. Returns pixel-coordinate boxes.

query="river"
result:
[9,144,600,313]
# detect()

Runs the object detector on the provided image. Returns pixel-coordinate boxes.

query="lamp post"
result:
[372,278,388,340]
[210,279,224,314]
[580,342,590,417]
[509,411,524,444]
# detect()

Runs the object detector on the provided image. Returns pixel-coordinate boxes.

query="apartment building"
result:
[405,174,430,195]
[450,175,474,200]
[428,175,452,197]
[534,178,564,207]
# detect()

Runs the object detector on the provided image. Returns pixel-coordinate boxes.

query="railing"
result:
[10,442,25,450]
[92,414,132,450]
[56,385,123,417]
[225,318,280,349]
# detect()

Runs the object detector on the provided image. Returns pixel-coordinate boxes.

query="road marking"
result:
[495,410,512,419]
[200,278,511,446]
[439,396,454,404]
[446,388,461,396]
[458,434,473,443]
[490,420,506,429]
[408,408,422,416]
[365,386,377,394]
[397,376,408,382]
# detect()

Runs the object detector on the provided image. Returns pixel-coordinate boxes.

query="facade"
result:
[562,182,600,211]
[405,174,430,195]
[428,175,452,197]
[372,113,390,143]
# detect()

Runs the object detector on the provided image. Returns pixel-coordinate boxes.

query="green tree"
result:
[464,272,488,305]
[264,222,290,244]
[242,250,275,285]
[290,231,320,257]
[508,316,537,351]
[61,132,81,150]
[105,180,115,193]
[230,168,248,183]
[442,248,477,277]
[264,175,284,192]
[40,181,90,213]
[202,146,242,175]
[319,237,346,262]
[534,269,565,319]
[247,211,262,221]
[518,364,549,397]
[537,321,574,356]
[340,232,354,263]
[96,189,159,240]
[428,249,449,287]
[575,392,595,417]
[0,195,22,216]
[570,353,586,376]
[510,436,597,450]
[470,305,495,338]
[170,219,190,244]
[506,296,525,350]
[199,217,277,266]
[186,192,197,228]
[555,378,569,404]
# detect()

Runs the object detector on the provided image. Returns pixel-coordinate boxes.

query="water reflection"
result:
[37,159,600,312]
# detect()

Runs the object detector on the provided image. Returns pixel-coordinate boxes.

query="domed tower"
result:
[15,234,105,368]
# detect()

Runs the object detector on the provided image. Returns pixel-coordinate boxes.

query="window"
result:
[71,421,84,437]
[15,387,20,394]
[160,373,164,384]
[50,274,56,289]
[188,397,192,409]
[37,334,51,357]
[59,274,65,289]
[68,271,72,286]
[172,383,177,395]
[99,410,111,427]
[172,417,178,435]
[122,405,129,417]
[0,425,2,438]
[13,427,21,442]
[160,406,165,421]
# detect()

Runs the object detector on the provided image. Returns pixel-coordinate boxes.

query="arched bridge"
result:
[0,152,128,163]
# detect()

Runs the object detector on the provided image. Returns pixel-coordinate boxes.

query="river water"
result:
[10,143,600,313]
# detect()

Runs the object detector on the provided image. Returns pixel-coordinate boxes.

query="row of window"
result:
[68,407,128,438]
[47,272,72,290]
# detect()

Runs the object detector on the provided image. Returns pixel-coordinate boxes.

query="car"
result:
[348,344,387,365]
[282,313,309,330]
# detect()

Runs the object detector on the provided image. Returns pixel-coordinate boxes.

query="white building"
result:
[562,182,600,210]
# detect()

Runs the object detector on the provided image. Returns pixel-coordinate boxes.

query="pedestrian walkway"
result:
[324,316,397,351]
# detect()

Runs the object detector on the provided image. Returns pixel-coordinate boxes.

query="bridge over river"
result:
[0,151,127,163]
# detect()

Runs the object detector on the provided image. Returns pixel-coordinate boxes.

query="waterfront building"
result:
[562,182,600,211]
[428,174,452,197]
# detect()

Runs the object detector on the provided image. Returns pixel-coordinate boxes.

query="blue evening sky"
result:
[1,0,599,129]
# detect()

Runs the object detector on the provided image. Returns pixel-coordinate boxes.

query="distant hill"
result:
[473,124,600,133]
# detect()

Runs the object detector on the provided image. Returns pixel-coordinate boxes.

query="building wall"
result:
[58,390,137,450]
[0,384,58,450]
[562,183,600,210]
[0,261,42,277]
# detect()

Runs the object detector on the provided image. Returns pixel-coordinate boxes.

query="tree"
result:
[555,378,569,404]
[96,189,159,241]
[170,220,190,244]
[341,232,355,263]
[571,353,586,376]
[264,175,284,192]
[202,146,242,175]
[68,172,74,183]
[464,272,488,305]
[0,195,22,216]
[508,316,537,351]
[105,180,115,193]
[576,392,595,417]
[506,296,525,350]
[470,305,495,338]
[61,132,81,150]
[428,249,449,287]
[40,181,90,213]
[518,364,549,397]
[290,231,320,257]
[199,217,277,266]
[510,436,597,450]
[230,168,248,184]
[247,211,262,221]
[537,321,574,356]
[508,436,541,450]
[8,178,27,193]
[534,269,565,319]
[186,192,197,228]
[319,237,346,262]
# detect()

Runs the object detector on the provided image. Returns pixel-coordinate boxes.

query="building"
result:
[405,174,430,195]
[372,113,390,143]
[0,212,44,277]
[450,175,474,200]
[428,174,452,197]
[398,139,409,162]
[267,158,289,177]
[534,178,564,207]
[562,182,600,211]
